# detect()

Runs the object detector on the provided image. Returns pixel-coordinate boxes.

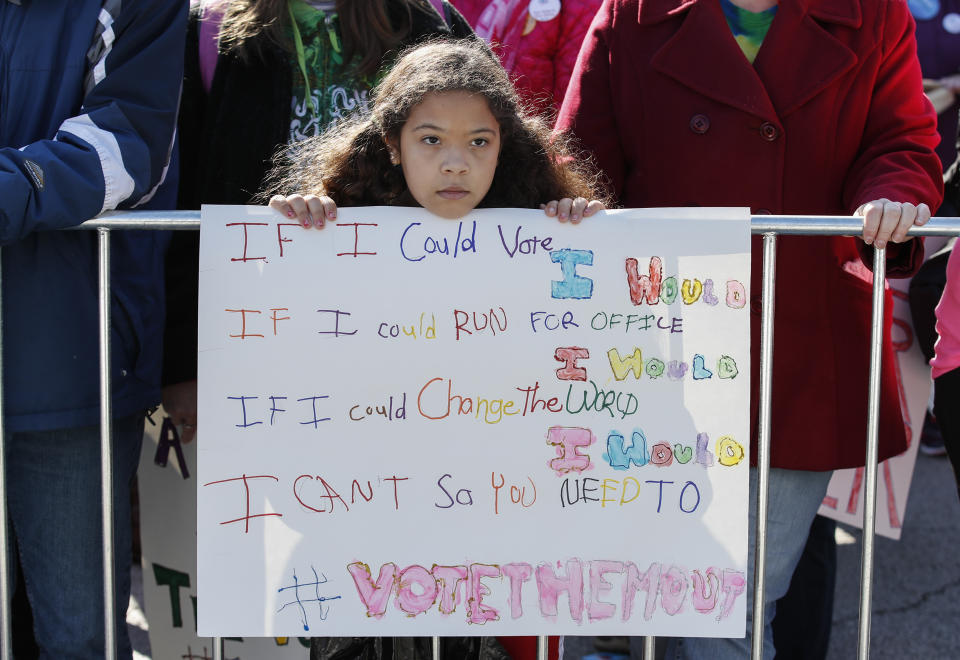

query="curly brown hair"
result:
[265,39,610,209]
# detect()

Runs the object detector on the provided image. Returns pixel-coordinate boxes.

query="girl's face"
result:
[391,91,501,219]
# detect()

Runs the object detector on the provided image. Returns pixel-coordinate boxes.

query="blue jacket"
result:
[0,0,186,431]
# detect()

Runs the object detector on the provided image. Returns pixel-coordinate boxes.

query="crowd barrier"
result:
[1,211,959,660]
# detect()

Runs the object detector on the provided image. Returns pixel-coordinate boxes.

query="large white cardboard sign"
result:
[197,205,752,638]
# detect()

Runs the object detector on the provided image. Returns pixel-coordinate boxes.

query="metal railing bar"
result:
[537,635,548,660]
[73,210,201,231]
[751,234,778,659]
[432,635,440,659]
[750,216,960,236]
[214,636,223,660]
[641,635,655,660]
[71,212,960,237]
[98,228,117,660]
[857,247,887,659]
[0,249,10,660]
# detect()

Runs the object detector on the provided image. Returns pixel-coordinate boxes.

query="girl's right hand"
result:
[269,194,338,228]
[540,197,605,224]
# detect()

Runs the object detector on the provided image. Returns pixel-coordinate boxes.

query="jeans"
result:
[4,414,144,660]
[663,467,833,660]
[771,514,836,660]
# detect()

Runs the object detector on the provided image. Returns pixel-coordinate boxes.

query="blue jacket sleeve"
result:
[0,0,187,243]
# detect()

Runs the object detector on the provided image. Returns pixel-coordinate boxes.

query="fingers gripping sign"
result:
[270,194,338,228]
[275,193,605,226]
[540,197,605,224]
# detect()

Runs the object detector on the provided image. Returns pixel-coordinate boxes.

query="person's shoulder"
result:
[562,0,605,23]
[801,0,912,43]
[405,0,446,25]
[610,0,653,27]
[404,0,476,41]
[819,0,908,24]
[864,0,920,40]
[109,0,188,34]
[441,1,476,38]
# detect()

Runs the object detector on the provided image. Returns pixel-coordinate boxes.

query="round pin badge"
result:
[944,12,960,33]
[909,0,940,21]
[528,0,561,23]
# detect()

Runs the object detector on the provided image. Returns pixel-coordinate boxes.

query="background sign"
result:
[819,238,951,539]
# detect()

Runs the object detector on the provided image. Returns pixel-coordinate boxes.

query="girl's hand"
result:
[269,194,338,228]
[856,198,930,249]
[540,198,606,224]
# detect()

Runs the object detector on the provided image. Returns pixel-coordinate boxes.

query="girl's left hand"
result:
[540,198,605,224]
[856,198,930,249]
[269,193,338,228]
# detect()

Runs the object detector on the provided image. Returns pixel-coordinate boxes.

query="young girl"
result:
[267,38,605,660]
[267,38,608,223]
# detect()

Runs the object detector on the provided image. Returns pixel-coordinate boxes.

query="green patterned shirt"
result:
[288,0,377,141]
[719,0,777,64]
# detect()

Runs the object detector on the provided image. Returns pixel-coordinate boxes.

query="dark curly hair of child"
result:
[265,38,610,208]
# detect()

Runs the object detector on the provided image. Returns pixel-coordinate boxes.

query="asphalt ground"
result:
[827,452,960,659]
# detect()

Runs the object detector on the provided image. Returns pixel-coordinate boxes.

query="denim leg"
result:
[663,467,832,660]
[5,415,144,660]
[771,515,836,660]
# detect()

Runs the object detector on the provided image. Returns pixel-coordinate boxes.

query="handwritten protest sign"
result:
[197,205,752,638]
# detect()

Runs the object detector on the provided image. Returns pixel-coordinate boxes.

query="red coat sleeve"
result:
[842,0,943,214]
[844,2,941,277]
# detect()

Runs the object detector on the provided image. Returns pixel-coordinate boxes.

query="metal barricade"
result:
[0,212,958,660]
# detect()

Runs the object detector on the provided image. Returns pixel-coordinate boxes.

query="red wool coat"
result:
[556,0,944,470]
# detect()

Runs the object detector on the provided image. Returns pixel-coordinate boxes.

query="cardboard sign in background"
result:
[818,238,951,540]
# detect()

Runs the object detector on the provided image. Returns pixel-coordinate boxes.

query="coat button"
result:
[690,114,710,134]
[755,208,772,215]
[750,295,763,314]
[760,122,779,141]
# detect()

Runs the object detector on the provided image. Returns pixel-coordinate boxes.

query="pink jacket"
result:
[933,248,960,379]
[453,0,602,115]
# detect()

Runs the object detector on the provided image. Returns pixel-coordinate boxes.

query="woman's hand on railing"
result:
[856,198,931,249]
